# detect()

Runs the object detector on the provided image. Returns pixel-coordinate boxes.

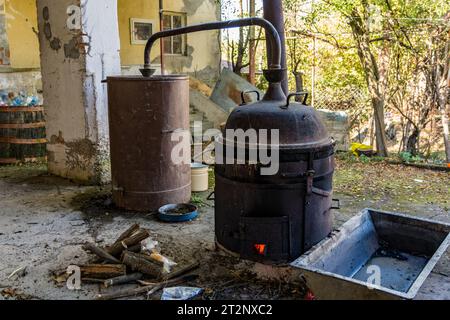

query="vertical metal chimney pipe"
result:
[159,0,165,75]
[263,0,288,95]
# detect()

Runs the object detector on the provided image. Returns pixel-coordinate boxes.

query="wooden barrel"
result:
[0,106,47,164]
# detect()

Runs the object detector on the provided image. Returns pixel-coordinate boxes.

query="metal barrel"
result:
[106,75,191,212]
[0,106,47,165]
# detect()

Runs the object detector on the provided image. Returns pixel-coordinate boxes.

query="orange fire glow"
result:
[254,244,267,255]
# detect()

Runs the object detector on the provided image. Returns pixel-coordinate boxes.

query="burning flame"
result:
[305,290,316,300]
[254,244,267,255]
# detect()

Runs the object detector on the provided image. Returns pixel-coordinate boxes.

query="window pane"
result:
[161,13,186,55]
[162,15,171,30]
[163,37,171,54]
[0,7,9,65]
[134,22,152,41]
[173,15,183,29]
[172,35,183,55]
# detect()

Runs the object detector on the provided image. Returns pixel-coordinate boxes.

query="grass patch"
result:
[334,157,449,210]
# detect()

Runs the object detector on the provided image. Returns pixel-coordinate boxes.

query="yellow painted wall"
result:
[5,0,40,69]
[118,0,160,65]
[118,0,220,76]
[3,0,219,76]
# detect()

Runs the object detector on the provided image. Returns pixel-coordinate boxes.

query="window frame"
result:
[0,0,10,67]
[162,11,187,56]
[130,18,155,45]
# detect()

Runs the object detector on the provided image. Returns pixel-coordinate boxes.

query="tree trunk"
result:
[248,0,256,85]
[406,128,420,155]
[442,108,450,163]
[234,0,246,76]
[349,11,389,157]
[440,40,450,163]
[373,97,389,156]
[402,120,411,152]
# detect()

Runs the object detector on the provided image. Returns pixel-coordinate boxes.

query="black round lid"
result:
[224,100,332,151]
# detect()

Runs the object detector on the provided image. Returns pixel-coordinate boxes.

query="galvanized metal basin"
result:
[292,209,450,300]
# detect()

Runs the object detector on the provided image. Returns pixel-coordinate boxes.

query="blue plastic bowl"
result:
[158,204,199,223]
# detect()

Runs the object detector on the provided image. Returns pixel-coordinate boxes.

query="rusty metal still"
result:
[106,76,191,212]
[215,97,336,263]
[213,17,335,262]
[138,17,335,263]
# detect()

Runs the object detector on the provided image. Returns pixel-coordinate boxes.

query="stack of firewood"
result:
[65,224,199,300]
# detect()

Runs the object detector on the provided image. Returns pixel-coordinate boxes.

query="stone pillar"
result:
[36,0,121,183]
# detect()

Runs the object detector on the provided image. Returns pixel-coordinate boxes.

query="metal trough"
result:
[291,209,450,300]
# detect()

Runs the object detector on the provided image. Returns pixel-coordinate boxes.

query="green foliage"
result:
[399,152,423,163]
[221,0,448,156]
[191,194,208,207]
[427,152,446,164]
[281,0,449,156]
[398,151,446,165]
[337,152,385,164]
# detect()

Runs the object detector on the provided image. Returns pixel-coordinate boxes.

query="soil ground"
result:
[0,157,448,300]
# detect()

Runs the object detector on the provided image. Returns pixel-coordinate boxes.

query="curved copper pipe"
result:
[142,18,282,74]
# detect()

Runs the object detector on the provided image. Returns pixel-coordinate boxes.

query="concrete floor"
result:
[0,164,449,300]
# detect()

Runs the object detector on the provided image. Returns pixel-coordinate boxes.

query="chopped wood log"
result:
[121,251,162,278]
[108,229,150,258]
[137,280,157,286]
[141,252,165,267]
[79,264,126,280]
[103,273,143,288]
[82,278,107,284]
[112,224,140,245]
[164,261,200,280]
[127,244,142,253]
[96,274,198,300]
[82,243,121,264]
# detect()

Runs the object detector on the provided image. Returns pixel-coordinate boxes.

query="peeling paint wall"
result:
[0,69,42,97]
[37,0,121,183]
[4,0,221,83]
[8,0,218,183]
[118,0,221,85]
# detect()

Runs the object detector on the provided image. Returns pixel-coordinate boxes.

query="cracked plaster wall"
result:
[118,0,221,85]
[37,0,121,184]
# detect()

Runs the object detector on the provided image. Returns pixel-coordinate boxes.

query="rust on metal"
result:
[131,17,335,263]
[0,158,17,164]
[0,106,47,164]
[0,157,46,164]
[0,137,47,144]
[0,106,45,113]
[106,75,191,212]
[215,99,336,263]
[0,122,46,129]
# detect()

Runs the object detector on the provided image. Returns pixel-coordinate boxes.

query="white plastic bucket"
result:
[191,163,209,192]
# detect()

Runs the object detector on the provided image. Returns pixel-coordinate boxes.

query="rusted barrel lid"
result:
[105,75,189,82]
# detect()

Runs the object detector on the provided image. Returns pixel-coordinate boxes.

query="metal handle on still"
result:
[240,90,261,106]
[282,92,309,109]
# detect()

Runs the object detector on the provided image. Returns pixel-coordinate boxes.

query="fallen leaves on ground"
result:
[334,158,449,210]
